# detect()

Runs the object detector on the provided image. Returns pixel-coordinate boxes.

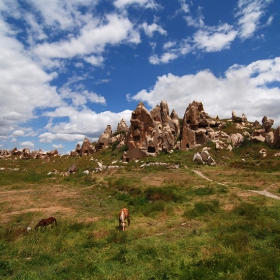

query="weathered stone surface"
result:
[117,118,129,132]
[96,125,112,151]
[272,126,280,148]
[230,133,244,147]
[80,137,95,156]
[0,147,61,160]
[193,152,204,164]
[252,129,266,142]
[193,150,216,165]
[181,101,221,150]
[124,101,180,161]
[20,148,31,159]
[232,111,247,123]
[262,116,274,133]
[68,164,77,173]
[259,149,267,157]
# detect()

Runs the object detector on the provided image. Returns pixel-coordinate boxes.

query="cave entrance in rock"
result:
[148,147,155,153]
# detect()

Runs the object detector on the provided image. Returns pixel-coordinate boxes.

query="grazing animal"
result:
[118,208,130,231]
[35,217,57,230]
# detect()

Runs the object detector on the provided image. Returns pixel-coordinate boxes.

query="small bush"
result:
[111,141,120,151]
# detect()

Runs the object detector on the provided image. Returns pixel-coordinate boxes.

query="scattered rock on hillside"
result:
[232,111,247,123]
[193,149,216,166]
[68,164,77,173]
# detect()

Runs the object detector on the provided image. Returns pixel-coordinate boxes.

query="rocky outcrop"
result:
[96,125,113,151]
[262,116,274,133]
[124,101,180,161]
[0,148,58,159]
[272,126,280,148]
[181,101,221,150]
[80,137,96,156]
[109,119,128,149]
[71,138,95,156]
[230,133,244,147]
[232,111,247,123]
[116,118,129,133]
[252,116,275,146]
[2,101,280,162]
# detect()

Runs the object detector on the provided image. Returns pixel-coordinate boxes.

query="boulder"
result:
[68,164,77,173]
[193,150,216,165]
[262,116,274,133]
[230,133,244,147]
[193,152,204,164]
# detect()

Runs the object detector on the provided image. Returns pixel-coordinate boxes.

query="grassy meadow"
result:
[1,141,280,279]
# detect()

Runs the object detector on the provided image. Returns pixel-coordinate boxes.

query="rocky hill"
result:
[1,100,280,161]
[73,100,280,161]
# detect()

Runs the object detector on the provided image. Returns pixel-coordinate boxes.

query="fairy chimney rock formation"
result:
[181,101,221,150]
[124,101,180,161]
[117,118,129,132]
[80,137,96,156]
[96,125,112,151]
[109,119,129,148]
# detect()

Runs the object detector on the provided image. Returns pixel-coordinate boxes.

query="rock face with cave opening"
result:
[123,101,180,161]
[181,101,221,150]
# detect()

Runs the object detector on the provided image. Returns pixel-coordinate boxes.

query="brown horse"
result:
[118,208,130,231]
[35,217,57,230]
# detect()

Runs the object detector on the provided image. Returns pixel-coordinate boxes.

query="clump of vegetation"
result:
[184,200,220,218]
[144,186,181,202]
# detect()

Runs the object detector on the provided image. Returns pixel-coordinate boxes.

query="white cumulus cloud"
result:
[131,57,280,125]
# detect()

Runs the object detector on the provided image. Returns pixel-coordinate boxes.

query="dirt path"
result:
[191,169,228,186]
[191,168,280,200]
[249,190,280,200]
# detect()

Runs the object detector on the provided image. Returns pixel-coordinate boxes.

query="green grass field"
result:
[1,143,280,279]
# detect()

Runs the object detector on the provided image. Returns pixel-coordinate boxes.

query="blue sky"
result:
[0,0,280,154]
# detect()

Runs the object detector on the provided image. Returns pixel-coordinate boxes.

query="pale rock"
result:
[193,152,204,164]
[230,133,244,147]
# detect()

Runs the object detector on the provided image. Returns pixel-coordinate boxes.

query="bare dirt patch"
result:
[0,184,80,225]
[141,176,165,186]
